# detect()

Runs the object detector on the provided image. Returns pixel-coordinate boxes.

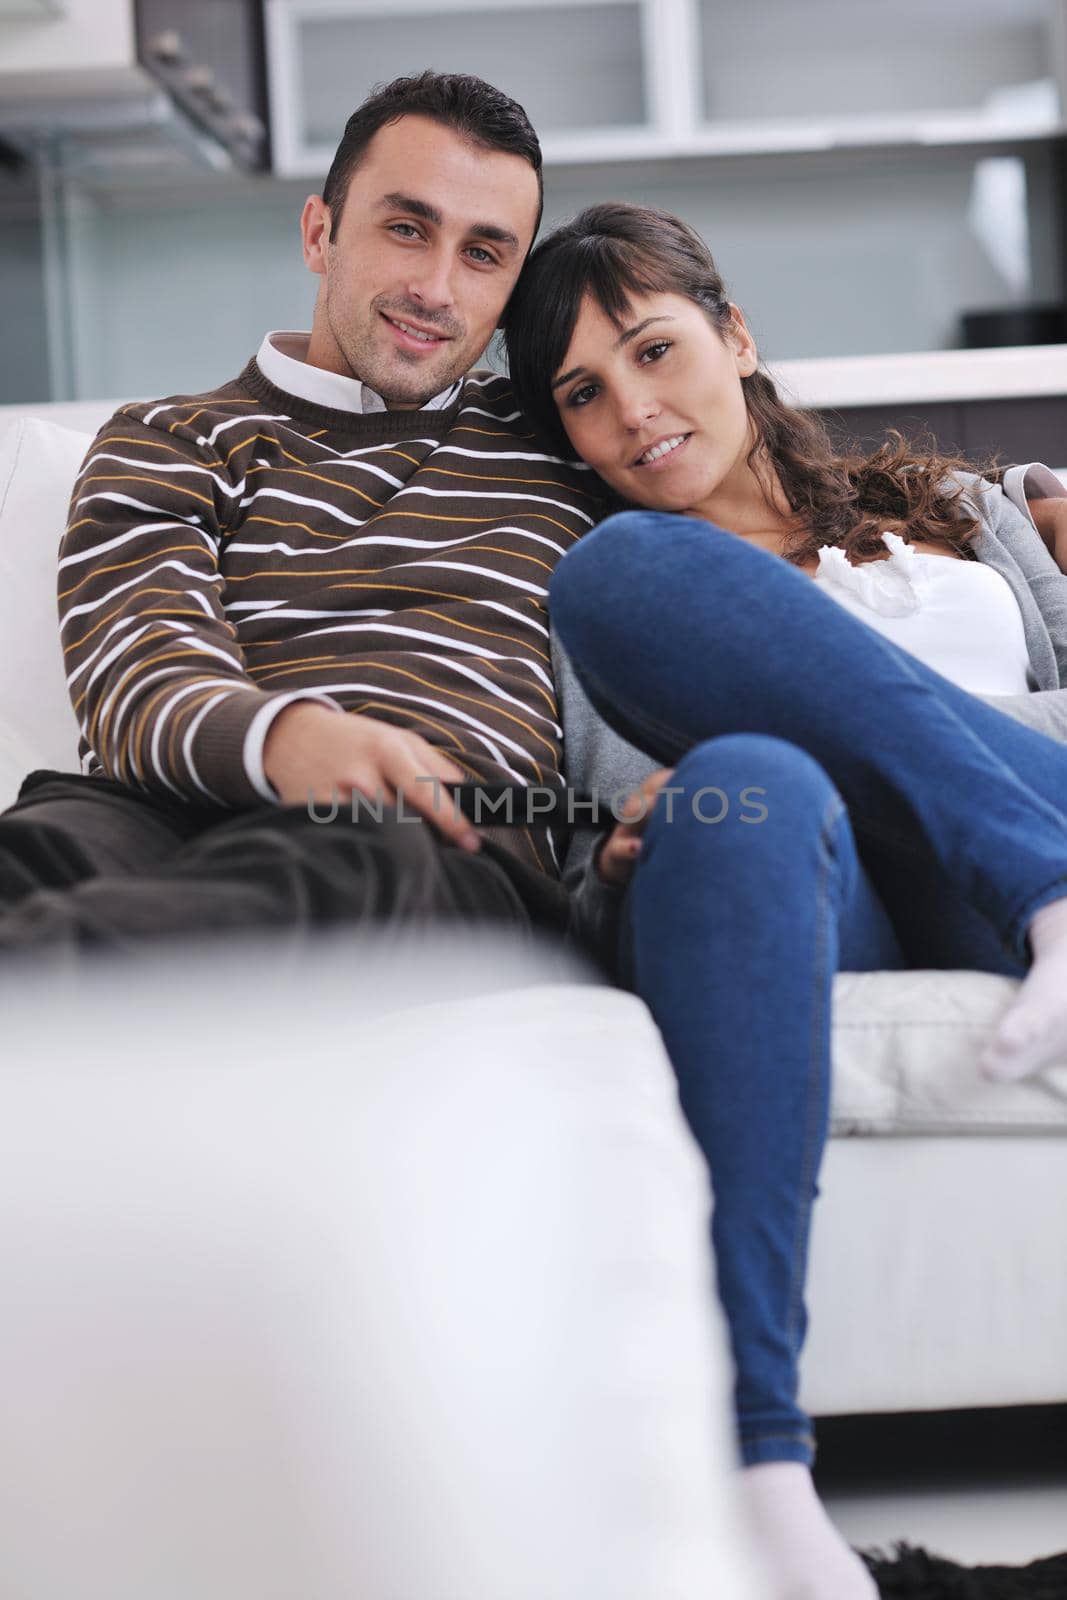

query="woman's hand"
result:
[596,767,676,887]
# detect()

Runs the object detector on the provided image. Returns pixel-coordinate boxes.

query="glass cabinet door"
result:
[696,0,1063,142]
[268,0,651,174]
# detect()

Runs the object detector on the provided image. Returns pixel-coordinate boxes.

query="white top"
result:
[255,331,461,415]
[815,532,1032,695]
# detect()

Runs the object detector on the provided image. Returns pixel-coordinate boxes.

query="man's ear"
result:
[727,304,758,376]
[301,195,332,277]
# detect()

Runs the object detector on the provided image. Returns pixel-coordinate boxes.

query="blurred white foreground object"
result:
[0,932,759,1600]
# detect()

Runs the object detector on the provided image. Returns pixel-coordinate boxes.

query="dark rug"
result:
[862,1543,1067,1597]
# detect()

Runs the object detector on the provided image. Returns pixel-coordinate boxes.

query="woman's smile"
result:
[632,432,693,470]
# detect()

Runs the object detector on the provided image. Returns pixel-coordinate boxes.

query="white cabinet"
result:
[694,0,1067,154]
[0,0,267,175]
[0,0,143,99]
[267,0,1067,174]
[266,0,690,174]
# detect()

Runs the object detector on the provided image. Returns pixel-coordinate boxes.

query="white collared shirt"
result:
[255,330,461,414]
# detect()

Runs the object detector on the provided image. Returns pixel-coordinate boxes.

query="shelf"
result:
[540,116,1066,169]
[269,118,1067,183]
[771,344,1067,411]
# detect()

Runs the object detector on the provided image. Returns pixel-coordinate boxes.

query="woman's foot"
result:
[982,896,1067,1082]
[740,1462,877,1600]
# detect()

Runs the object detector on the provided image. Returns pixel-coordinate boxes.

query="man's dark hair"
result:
[322,71,543,238]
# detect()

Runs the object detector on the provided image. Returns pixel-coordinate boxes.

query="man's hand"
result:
[263,702,481,851]
[596,768,676,887]
[1027,496,1067,573]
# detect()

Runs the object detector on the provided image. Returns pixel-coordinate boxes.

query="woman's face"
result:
[551,289,759,514]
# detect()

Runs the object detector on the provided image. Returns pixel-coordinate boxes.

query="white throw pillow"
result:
[0,417,94,809]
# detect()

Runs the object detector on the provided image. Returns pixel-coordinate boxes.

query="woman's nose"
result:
[618,388,660,431]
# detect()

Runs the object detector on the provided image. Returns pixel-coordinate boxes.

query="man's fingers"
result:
[403,734,469,793]
[384,744,481,851]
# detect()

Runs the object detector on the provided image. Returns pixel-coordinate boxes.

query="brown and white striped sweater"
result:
[58,358,596,873]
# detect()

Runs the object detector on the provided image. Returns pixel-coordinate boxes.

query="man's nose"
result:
[407,247,456,312]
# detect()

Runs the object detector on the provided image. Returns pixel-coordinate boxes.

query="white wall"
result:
[0,138,1059,401]
[65,185,318,399]
[46,140,1059,402]
[544,143,1063,363]
[0,171,49,403]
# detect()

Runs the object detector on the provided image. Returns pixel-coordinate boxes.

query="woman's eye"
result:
[640,339,671,363]
[568,384,599,408]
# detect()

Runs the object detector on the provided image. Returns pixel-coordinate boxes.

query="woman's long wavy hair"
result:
[502,202,985,566]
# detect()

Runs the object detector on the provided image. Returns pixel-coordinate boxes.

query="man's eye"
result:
[389,223,421,239]
[568,384,599,408]
[467,247,496,265]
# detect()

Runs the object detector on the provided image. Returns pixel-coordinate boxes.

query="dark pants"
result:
[0,771,562,953]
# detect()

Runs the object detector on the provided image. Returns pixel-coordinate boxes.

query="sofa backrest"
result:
[0,407,119,809]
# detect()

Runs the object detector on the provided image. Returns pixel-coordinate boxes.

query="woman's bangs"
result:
[582,242,676,328]
[537,234,679,388]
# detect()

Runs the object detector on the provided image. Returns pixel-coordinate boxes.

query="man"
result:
[0,72,595,950]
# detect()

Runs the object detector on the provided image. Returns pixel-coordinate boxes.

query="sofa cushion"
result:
[453,975,1066,1135]
[0,416,92,807]
[831,969,1067,1132]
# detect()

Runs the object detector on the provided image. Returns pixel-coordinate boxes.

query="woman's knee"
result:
[646,735,839,847]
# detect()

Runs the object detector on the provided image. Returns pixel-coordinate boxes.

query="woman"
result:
[503,203,1067,1600]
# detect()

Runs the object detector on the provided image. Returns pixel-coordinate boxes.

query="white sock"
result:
[982,895,1067,1082]
[739,1462,877,1600]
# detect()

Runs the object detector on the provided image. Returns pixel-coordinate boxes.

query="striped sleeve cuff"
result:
[242,692,348,803]
[179,688,345,807]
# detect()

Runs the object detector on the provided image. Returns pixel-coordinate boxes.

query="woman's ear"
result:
[727,304,759,376]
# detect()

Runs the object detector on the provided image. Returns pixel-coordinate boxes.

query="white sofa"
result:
[1,402,1065,1590]
[2,937,772,1600]
[0,402,772,1599]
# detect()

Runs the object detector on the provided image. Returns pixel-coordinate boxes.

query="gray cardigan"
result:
[554,465,1067,963]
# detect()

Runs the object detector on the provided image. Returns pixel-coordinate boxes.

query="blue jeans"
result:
[551,510,1067,1466]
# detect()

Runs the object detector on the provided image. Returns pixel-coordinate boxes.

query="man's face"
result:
[302,114,541,408]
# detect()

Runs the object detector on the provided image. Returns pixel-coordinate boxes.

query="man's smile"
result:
[382,312,453,351]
